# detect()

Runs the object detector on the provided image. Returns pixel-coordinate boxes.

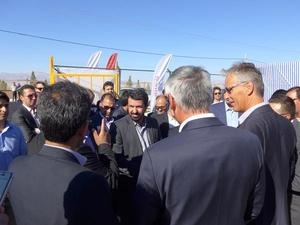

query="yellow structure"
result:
[49,56,120,99]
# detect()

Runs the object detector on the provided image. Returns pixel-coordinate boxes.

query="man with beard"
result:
[110,88,160,225]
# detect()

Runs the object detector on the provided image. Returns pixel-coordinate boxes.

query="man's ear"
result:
[77,121,89,138]
[168,94,176,117]
[245,81,255,96]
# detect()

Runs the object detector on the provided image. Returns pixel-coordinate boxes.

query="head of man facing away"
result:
[37,81,91,150]
[164,65,212,124]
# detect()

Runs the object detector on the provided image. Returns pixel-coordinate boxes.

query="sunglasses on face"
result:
[36,87,44,91]
[214,92,221,95]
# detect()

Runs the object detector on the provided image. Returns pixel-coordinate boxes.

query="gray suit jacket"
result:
[110,115,160,180]
[239,104,296,225]
[135,117,265,225]
[9,145,117,225]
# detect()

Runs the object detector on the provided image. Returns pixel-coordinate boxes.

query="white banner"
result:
[87,51,102,68]
[150,54,172,111]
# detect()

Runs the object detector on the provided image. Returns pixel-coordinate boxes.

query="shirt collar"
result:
[132,117,147,128]
[44,143,87,166]
[23,104,34,112]
[179,113,215,133]
[238,102,268,125]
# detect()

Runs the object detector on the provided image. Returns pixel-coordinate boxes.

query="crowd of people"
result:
[0,63,300,225]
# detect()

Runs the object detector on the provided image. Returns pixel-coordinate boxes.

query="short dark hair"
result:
[35,81,46,87]
[0,91,9,102]
[129,88,148,107]
[37,81,91,143]
[102,81,114,90]
[269,95,296,119]
[119,90,131,106]
[19,84,35,96]
[270,89,287,100]
[213,86,221,92]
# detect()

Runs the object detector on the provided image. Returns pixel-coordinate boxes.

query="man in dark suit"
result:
[110,88,160,225]
[210,91,239,127]
[9,81,117,225]
[11,84,44,154]
[135,66,265,225]
[149,95,179,139]
[225,62,296,225]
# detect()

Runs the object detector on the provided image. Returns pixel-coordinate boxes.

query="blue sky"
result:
[1,0,300,82]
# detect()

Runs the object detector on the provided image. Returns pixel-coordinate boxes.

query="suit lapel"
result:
[126,116,143,150]
[20,105,38,128]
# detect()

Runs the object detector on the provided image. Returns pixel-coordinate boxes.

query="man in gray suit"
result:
[135,66,265,225]
[9,81,117,225]
[110,88,160,225]
[225,62,296,225]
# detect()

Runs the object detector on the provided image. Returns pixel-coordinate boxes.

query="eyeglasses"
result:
[24,94,37,99]
[102,106,115,111]
[225,81,248,94]
[36,87,44,91]
[214,92,221,95]
[155,106,167,111]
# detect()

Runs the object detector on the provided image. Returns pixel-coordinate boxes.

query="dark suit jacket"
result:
[78,143,118,189]
[149,112,170,139]
[9,145,117,225]
[210,102,227,125]
[135,117,265,225]
[110,114,160,181]
[11,104,45,154]
[238,104,296,225]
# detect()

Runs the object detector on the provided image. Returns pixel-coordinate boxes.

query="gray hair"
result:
[164,66,212,112]
[225,62,264,97]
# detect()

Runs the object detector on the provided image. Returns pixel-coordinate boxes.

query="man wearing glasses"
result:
[225,62,296,225]
[11,84,45,154]
[212,86,223,104]
[34,81,46,97]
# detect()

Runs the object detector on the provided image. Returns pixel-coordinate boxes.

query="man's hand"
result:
[92,119,111,146]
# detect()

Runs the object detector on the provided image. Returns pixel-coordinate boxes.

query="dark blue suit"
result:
[238,104,296,225]
[135,117,265,225]
[210,102,227,125]
[9,145,117,225]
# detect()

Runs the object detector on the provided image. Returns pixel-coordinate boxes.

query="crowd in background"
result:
[0,62,300,225]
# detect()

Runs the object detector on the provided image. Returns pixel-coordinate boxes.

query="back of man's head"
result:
[164,65,212,112]
[37,81,91,143]
[119,90,131,107]
[0,91,9,103]
[269,95,296,120]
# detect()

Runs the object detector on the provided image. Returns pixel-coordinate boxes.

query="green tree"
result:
[136,80,141,88]
[30,71,37,85]
[126,75,133,88]
[0,80,8,90]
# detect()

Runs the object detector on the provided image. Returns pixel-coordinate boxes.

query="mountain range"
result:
[0,71,49,84]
